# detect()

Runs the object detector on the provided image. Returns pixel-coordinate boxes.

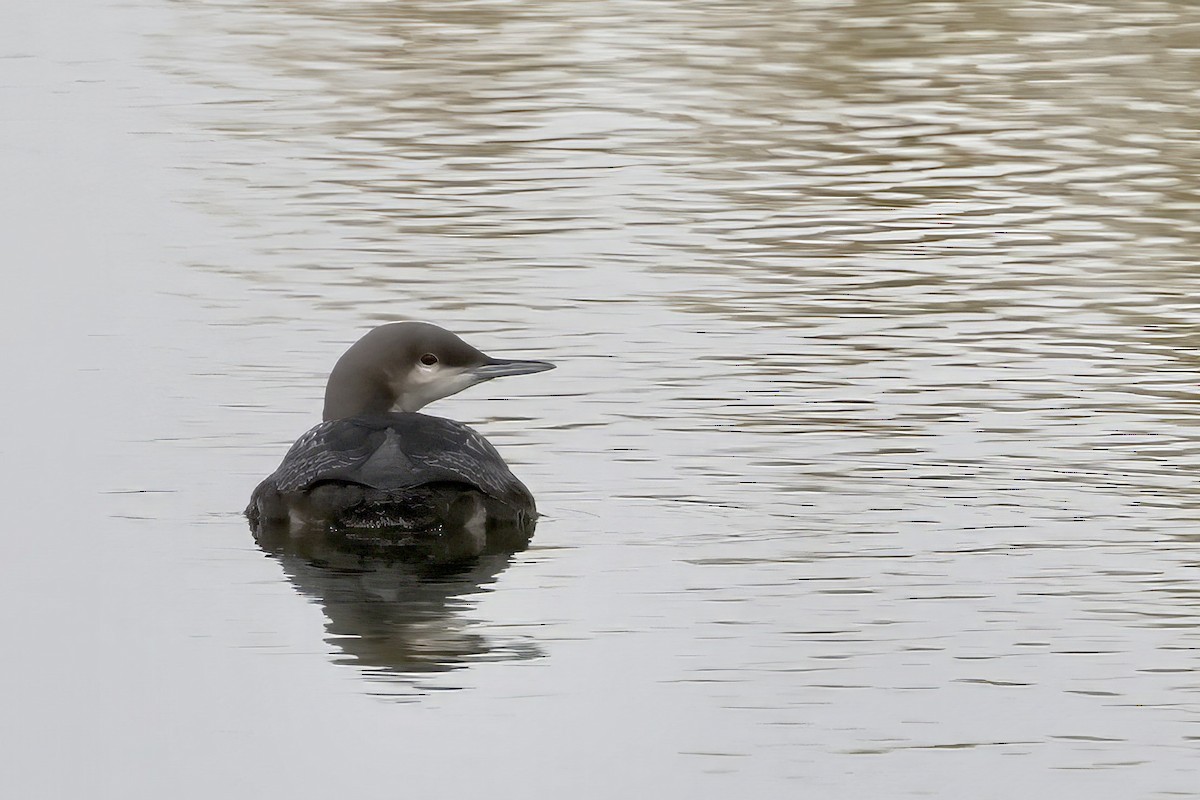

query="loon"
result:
[246,322,554,538]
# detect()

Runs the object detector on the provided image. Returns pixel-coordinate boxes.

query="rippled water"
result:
[4,0,1200,797]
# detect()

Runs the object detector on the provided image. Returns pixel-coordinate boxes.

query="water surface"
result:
[2,0,1199,797]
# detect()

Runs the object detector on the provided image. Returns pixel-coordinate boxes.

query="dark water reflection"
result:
[254,524,540,684]
[141,0,1200,795]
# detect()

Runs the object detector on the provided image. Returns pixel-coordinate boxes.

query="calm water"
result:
[3,0,1200,796]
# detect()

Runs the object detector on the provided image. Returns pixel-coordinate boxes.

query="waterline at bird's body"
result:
[246,322,553,552]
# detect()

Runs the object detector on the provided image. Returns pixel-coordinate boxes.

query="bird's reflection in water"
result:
[254,518,541,685]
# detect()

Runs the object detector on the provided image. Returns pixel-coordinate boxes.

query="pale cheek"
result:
[395,367,479,410]
[433,372,478,400]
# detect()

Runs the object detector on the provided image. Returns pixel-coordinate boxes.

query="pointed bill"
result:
[470,358,556,380]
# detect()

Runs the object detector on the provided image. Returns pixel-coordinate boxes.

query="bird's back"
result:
[247,412,536,535]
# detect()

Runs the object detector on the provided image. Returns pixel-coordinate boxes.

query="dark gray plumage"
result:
[246,322,553,541]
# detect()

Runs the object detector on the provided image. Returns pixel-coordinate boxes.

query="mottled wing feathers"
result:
[268,420,380,492]
[267,413,526,500]
[396,420,517,499]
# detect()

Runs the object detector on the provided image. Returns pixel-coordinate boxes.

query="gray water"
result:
[3,0,1200,796]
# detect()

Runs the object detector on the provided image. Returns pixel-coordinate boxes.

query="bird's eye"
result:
[419,353,439,366]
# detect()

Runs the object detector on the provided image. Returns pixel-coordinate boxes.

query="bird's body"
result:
[246,322,552,546]
[248,412,536,531]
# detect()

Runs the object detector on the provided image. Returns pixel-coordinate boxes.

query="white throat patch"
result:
[389,366,482,412]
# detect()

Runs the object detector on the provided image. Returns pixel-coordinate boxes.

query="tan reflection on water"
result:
[164,0,1200,792]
